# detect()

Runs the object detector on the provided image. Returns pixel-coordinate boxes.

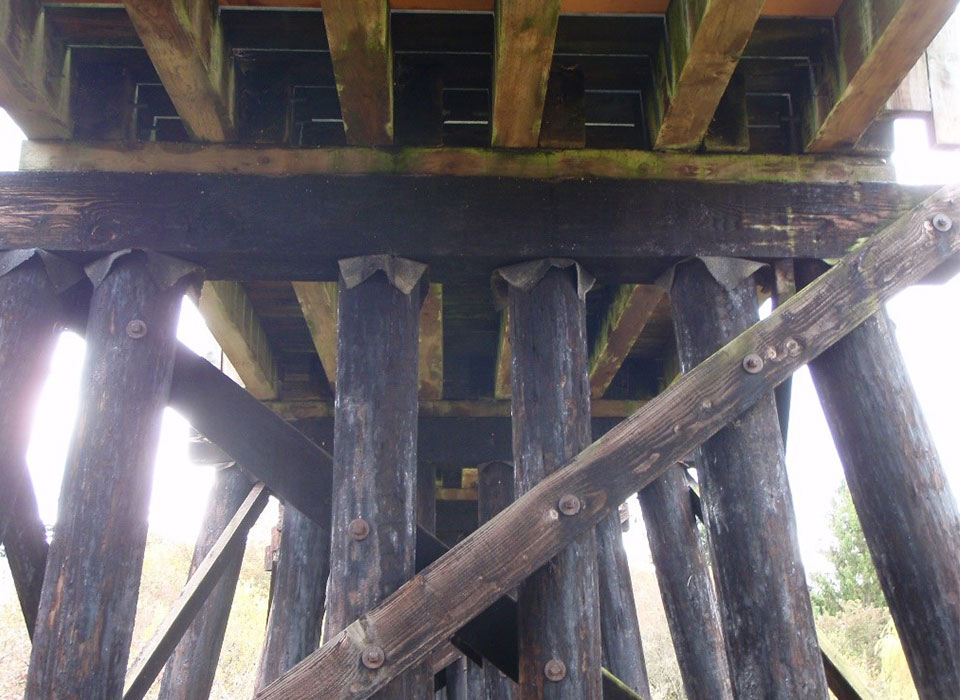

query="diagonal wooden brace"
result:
[257,184,960,699]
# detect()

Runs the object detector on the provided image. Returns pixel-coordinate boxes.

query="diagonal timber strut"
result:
[257,183,960,699]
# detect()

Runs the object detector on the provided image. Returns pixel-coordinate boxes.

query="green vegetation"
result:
[811,483,918,700]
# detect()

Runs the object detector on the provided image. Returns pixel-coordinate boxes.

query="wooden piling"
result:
[255,500,331,689]
[507,266,603,700]
[670,258,828,699]
[0,255,63,546]
[2,474,48,638]
[638,466,734,699]
[27,251,192,699]
[476,461,517,700]
[798,260,960,698]
[158,464,253,700]
[322,263,429,698]
[596,509,651,698]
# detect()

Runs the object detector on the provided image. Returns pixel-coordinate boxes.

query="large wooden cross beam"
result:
[256,184,960,699]
[0,167,932,283]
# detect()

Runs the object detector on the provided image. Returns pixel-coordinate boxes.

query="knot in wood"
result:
[741,353,763,374]
[348,518,370,541]
[558,494,581,516]
[126,319,148,339]
[361,645,384,670]
[932,213,953,233]
[544,659,567,682]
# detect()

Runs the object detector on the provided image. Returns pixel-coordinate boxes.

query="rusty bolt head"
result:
[932,213,953,233]
[126,319,147,339]
[742,353,764,374]
[544,659,567,682]
[348,518,370,541]
[361,645,384,670]
[784,337,801,356]
[558,494,581,516]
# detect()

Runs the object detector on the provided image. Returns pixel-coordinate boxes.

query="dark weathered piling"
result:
[255,500,331,689]
[507,265,603,700]
[322,261,429,698]
[476,461,518,700]
[670,258,828,699]
[158,464,253,700]
[0,254,64,545]
[27,251,194,698]
[3,475,48,638]
[798,260,960,698]
[638,466,734,699]
[595,509,650,698]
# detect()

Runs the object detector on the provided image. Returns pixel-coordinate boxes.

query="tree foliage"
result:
[810,483,885,614]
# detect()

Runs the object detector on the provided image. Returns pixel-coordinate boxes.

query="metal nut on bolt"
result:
[932,214,953,233]
[784,338,801,356]
[558,494,582,516]
[126,319,148,339]
[348,518,370,541]
[544,659,567,682]
[361,645,385,670]
[742,353,764,374]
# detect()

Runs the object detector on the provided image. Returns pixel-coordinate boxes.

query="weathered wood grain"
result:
[321,0,392,145]
[418,284,443,400]
[491,0,561,147]
[806,0,957,151]
[493,310,511,399]
[292,281,338,393]
[589,285,663,399]
[157,465,255,700]
[324,269,429,698]
[266,399,646,421]
[798,260,960,699]
[650,0,765,150]
[19,142,900,183]
[198,280,278,400]
[0,2,71,138]
[124,482,270,700]
[0,257,62,549]
[123,0,235,141]
[0,172,930,283]
[927,8,960,147]
[27,253,187,698]
[638,466,734,700]
[255,184,960,700]
[508,267,602,699]
[255,501,331,689]
[476,461,518,700]
[671,258,827,698]
[2,472,48,639]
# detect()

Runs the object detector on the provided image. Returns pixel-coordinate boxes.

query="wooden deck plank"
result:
[123,0,235,141]
[806,0,958,152]
[650,0,766,150]
[491,0,562,147]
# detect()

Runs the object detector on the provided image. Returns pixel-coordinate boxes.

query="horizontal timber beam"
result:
[20,142,898,182]
[265,399,644,420]
[0,168,929,284]
[256,184,960,699]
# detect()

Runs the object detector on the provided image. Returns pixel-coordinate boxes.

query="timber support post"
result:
[0,252,74,545]
[798,260,960,698]
[255,420,335,689]
[638,464,734,699]
[27,250,199,698]
[158,463,254,700]
[502,260,603,699]
[476,461,518,700]
[669,258,828,699]
[322,256,430,698]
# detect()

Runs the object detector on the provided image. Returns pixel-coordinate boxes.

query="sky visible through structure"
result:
[0,112,956,581]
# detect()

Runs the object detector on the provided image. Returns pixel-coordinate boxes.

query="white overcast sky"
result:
[0,111,956,579]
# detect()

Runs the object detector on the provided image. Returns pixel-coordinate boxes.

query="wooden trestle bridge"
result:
[1,0,959,698]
